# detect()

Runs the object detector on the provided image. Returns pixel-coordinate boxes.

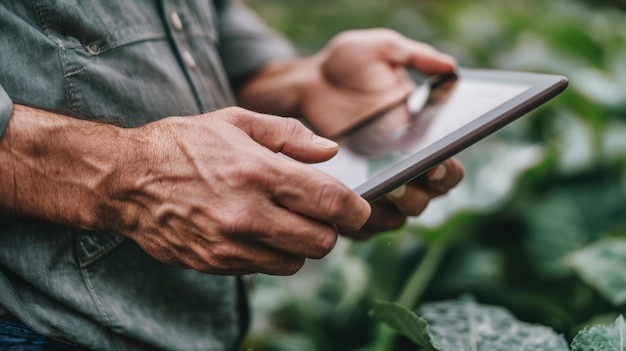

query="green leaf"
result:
[418,297,569,351]
[571,315,626,351]
[369,299,437,351]
[524,171,626,278]
[524,190,594,278]
[569,238,626,306]
[370,297,569,351]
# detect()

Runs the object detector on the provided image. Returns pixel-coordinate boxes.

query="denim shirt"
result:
[0,1,295,350]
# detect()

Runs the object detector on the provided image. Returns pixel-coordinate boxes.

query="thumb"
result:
[227,108,339,163]
[386,37,457,75]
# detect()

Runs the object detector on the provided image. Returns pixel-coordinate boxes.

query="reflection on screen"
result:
[312,75,531,189]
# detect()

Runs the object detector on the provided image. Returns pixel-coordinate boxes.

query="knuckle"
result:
[398,188,430,216]
[363,28,404,46]
[281,117,306,137]
[210,242,239,263]
[228,158,276,190]
[335,28,396,42]
[221,209,265,236]
[187,237,233,270]
[414,40,436,51]
[370,27,400,38]
[328,29,373,50]
[330,30,355,45]
[223,105,247,117]
[310,229,338,259]
[219,106,251,126]
[316,182,353,220]
[235,161,265,182]
[202,242,256,275]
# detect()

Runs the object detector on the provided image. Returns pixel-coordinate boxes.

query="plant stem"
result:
[370,237,450,351]
[397,238,449,308]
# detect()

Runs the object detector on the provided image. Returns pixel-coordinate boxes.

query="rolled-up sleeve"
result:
[0,84,12,138]
[217,0,297,90]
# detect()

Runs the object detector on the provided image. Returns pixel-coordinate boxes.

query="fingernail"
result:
[312,135,338,149]
[387,184,407,199]
[429,164,447,181]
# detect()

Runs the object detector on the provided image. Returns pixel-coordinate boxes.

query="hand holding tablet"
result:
[312,68,568,202]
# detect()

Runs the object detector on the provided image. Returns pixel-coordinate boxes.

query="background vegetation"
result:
[240,0,626,350]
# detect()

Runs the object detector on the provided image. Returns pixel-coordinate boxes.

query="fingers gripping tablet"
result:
[312,68,568,202]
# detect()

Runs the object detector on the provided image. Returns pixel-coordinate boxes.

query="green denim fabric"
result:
[0,1,295,350]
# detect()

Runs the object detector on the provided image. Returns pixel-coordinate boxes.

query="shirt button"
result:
[170,11,183,31]
[182,50,196,69]
[86,43,100,55]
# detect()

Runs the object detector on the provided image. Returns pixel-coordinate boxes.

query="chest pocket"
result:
[35,0,229,126]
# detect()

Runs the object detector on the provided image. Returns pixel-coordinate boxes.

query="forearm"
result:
[235,56,322,118]
[235,54,405,138]
[235,44,415,138]
[0,105,131,231]
[237,29,456,138]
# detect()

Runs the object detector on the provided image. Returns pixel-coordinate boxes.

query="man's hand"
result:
[302,28,457,137]
[236,28,463,239]
[236,29,456,139]
[343,158,464,240]
[0,105,371,276]
[302,29,462,237]
[118,107,371,275]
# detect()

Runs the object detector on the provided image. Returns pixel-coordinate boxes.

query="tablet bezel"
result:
[336,68,569,202]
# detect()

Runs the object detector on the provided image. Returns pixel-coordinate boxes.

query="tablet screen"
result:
[311,69,567,201]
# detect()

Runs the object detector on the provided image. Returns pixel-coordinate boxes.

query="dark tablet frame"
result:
[333,68,568,202]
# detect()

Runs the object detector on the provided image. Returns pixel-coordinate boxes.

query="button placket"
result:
[170,11,183,31]
[162,3,219,111]
[169,10,196,70]
[181,50,197,69]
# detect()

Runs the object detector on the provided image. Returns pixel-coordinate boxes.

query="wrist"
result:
[235,55,324,118]
[0,104,132,232]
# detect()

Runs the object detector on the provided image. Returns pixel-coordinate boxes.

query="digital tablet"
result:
[311,68,568,202]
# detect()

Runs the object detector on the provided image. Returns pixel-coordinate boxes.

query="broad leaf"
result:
[369,299,437,351]
[571,315,626,351]
[370,297,568,351]
[524,190,593,278]
[569,238,626,306]
[524,173,626,278]
[419,297,569,351]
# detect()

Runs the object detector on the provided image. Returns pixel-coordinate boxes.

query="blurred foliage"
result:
[240,0,626,350]
[571,315,626,351]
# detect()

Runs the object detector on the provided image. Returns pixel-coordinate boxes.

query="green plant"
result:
[241,0,626,350]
